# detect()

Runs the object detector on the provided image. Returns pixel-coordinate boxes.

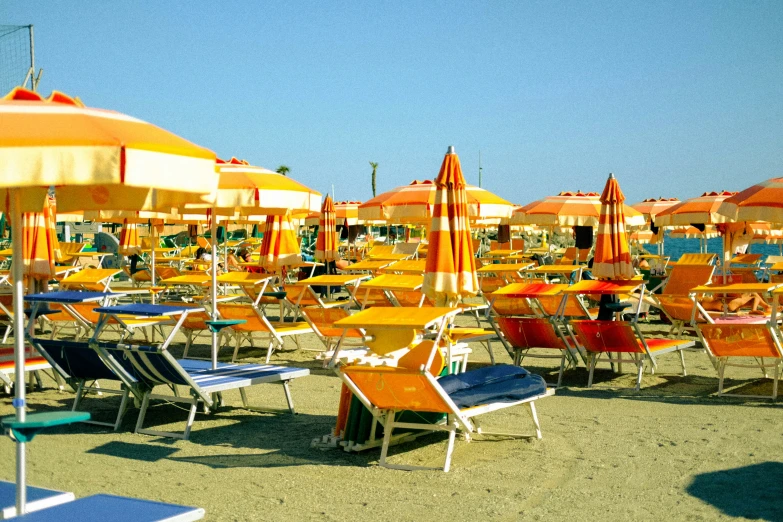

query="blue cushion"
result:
[438,365,546,409]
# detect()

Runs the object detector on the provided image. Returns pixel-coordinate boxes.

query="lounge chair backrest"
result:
[497,317,566,350]
[729,253,762,265]
[302,307,362,339]
[392,242,419,256]
[216,303,275,335]
[55,242,85,263]
[491,295,536,316]
[367,245,395,258]
[698,323,783,359]
[539,294,590,318]
[155,266,182,281]
[59,268,119,292]
[677,253,717,265]
[472,238,483,255]
[283,283,322,308]
[344,366,453,413]
[479,276,506,295]
[570,320,643,354]
[391,290,432,307]
[764,255,783,266]
[32,338,119,381]
[662,264,715,295]
[362,288,393,308]
[556,247,578,265]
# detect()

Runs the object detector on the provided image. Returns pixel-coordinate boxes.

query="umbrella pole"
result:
[10,189,27,514]
[210,210,218,370]
[150,224,156,297]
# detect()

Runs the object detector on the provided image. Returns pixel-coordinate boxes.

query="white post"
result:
[210,208,218,370]
[11,190,27,514]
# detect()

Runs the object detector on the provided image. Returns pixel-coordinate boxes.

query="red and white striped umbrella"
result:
[423,146,478,306]
[315,195,338,261]
[654,191,737,227]
[717,177,783,224]
[631,197,680,222]
[592,174,634,280]
[258,212,301,270]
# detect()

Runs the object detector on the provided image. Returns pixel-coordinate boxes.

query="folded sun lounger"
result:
[0,479,74,519]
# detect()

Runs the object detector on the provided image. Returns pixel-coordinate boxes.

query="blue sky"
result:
[2,1,781,205]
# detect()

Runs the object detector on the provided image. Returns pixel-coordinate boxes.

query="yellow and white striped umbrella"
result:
[259,212,301,270]
[592,174,634,280]
[315,195,338,261]
[118,219,142,256]
[423,147,478,306]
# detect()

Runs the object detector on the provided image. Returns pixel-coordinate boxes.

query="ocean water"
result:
[639,233,781,262]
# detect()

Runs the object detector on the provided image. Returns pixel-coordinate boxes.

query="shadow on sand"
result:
[687,462,783,521]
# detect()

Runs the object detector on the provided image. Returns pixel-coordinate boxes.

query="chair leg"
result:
[443,415,457,473]
[265,340,275,364]
[183,402,198,441]
[587,354,597,388]
[773,363,780,401]
[113,387,130,431]
[282,381,295,413]
[183,332,193,358]
[635,358,644,391]
[379,410,395,469]
[526,401,542,439]
[135,392,152,434]
[717,358,726,396]
[679,349,688,376]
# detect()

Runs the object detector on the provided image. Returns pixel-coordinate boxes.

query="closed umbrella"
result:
[0,87,217,514]
[21,195,58,293]
[423,146,478,307]
[315,195,339,262]
[592,174,634,280]
[258,212,301,271]
[118,219,142,256]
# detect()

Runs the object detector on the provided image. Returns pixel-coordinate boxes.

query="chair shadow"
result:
[687,462,783,521]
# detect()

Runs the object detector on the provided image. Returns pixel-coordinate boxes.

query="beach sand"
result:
[1,317,781,521]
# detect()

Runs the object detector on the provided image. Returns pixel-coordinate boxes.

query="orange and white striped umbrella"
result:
[315,195,339,261]
[629,230,656,245]
[592,174,634,280]
[653,191,737,227]
[358,179,513,223]
[21,195,58,282]
[305,200,362,227]
[0,87,218,213]
[118,219,142,256]
[511,190,646,227]
[631,197,680,222]
[423,147,478,306]
[669,225,720,239]
[258,212,301,270]
[717,177,783,224]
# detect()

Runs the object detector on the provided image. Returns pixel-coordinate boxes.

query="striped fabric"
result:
[717,177,783,224]
[258,212,301,269]
[358,179,513,223]
[629,230,656,245]
[22,195,57,281]
[422,148,479,306]
[118,219,141,256]
[669,225,719,239]
[511,191,646,227]
[315,195,339,261]
[305,200,362,227]
[592,174,634,280]
[0,87,217,213]
[653,191,737,227]
[630,197,680,222]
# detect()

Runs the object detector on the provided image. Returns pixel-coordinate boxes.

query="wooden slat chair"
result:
[695,321,783,400]
[95,341,310,440]
[301,306,365,352]
[216,302,314,363]
[338,342,553,472]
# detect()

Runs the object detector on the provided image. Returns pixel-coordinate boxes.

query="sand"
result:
[1,318,782,521]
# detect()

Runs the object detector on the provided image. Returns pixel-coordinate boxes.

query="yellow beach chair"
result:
[59,268,121,292]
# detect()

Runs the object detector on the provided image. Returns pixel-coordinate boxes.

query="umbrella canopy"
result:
[423,147,479,306]
[669,225,720,239]
[258,213,301,270]
[629,230,656,245]
[0,87,219,515]
[21,195,58,284]
[358,179,513,223]
[592,174,634,280]
[511,191,646,227]
[118,219,142,256]
[0,88,217,213]
[315,195,339,261]
[631,197,680,222]
[653,191,737,227]
[716,177,783,224]
[305,200,362,227]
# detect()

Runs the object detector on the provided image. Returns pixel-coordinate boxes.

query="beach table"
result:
[381,259,426,275]
[92,303,205,349]
[295,274,370,309]
[357,274,423,309]
[216,272,277,308]
[523,265,583,283]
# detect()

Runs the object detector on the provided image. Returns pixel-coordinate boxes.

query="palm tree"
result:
[369,161,378,197]
[276,165,290,176]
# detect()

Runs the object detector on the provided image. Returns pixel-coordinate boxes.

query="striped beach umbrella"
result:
[0,87,218,514]
[653,191,737,227]
[511,191,646,227]
[423,147,479,306]
[592,174,634,280]
[259,212,301,270]
[21,195,58,287]
[631,197,680,222]
[358,179,513,223]
[118,219,142,256]
[629,230,656,245]
[717,177,783,224]
[315,195,339,261]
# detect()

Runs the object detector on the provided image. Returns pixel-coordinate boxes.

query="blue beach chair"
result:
[0,479,74,519]
[10,494,204,521]
[95,342,310,440]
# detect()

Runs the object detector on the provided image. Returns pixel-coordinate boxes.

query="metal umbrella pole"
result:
[10,190,27,514]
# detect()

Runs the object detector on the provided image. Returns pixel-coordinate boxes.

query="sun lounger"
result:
[94,342,309,439]
[10,493,204,521]
[338,342,553,471]
[0,479,74,519]
[58,269,121,292]
[652,264,716,335]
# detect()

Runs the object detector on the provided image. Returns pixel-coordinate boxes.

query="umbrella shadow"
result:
[687,462,783,521]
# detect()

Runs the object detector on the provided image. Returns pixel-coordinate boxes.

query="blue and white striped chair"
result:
[95,342,310,440]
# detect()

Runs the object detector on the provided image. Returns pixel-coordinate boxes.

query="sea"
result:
[642,233,781,261]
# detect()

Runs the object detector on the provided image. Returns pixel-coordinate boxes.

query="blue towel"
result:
[438,365,546,409]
